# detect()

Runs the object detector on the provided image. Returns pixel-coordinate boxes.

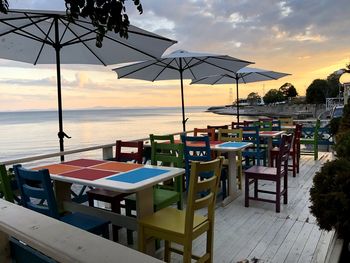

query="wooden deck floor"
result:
[174,152,334,262]
[119,152,335,262]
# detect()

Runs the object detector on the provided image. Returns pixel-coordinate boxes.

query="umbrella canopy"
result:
[0,9,176,160]
[113,49,253,131]
[191,67,290,122]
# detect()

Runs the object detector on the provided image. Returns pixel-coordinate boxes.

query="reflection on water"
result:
[0,107,257,164]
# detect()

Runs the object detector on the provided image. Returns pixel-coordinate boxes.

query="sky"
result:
[0,0,349,111]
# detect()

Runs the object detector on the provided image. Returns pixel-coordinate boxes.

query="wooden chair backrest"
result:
[151,142,184,194]
[207,125,229,140]
[193,128,215,141]
[242,126,261,148]
[13,164,59,219]
[150,134,174,144]
[115,140,143,164]
[272,120,281,131]
[151,142,184,168]
[218,128,243,142]
[254,120,272,131]
[276,134,293,175]
[185,157,224,235]
[0,164,14,203]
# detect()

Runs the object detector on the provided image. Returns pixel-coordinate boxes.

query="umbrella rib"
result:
[60,18,163,61]
[25,13,55,43]
[0,16,53,44]
[33,15,56,65]
[151,59,176,81]
[255,72,278,80]
[58,17,107,66]
[181,57,198,78]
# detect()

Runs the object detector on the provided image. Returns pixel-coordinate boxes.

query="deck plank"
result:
[136,152,335,262]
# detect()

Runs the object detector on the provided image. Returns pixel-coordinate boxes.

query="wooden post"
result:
[0,231,11,263]
[102,146,113,160]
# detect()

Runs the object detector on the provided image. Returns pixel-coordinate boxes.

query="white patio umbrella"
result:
[191,67,290,122]
[0,9,176,160]
[113,49,253,131]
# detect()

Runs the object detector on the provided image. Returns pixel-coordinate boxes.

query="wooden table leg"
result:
[136,187,155,255]
[222,151,240,207]
[267,137,273,167]
[54,181,72,211]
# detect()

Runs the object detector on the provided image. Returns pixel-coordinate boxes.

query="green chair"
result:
[124,141,184,244]
[300,119,320,160]
[0,164,15,203]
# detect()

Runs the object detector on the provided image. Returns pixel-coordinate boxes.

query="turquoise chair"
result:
[13,164,110,238]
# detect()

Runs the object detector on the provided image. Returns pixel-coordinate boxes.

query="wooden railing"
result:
[0,199,161,263]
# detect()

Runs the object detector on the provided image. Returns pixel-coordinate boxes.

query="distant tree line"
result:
[306,63,350,105]
[251,62,350,105]
[245,82,298,105]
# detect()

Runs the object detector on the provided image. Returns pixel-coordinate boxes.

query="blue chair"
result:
[13,164,110,238]
[181,135,227,198]
[242,126,267,168]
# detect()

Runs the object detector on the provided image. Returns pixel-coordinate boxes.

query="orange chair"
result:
[86,140,143,241]
[193,128,215,141]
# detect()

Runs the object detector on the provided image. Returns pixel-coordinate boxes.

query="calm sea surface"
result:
[0,106,256,165]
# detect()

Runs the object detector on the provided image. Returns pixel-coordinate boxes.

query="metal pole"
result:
[179,59,186,132]
[236,78,240,123]
[54,17,64,161]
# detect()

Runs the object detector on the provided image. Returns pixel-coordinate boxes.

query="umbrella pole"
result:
[54,17,65,162]
[236,78,240,123]
[179,59,186,132]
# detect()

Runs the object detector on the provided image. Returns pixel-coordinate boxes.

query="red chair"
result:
[245,134,292,213]
[270,124,302,177]
[194,127,216,141]
[86,140,143,241]
[207,124,229,140]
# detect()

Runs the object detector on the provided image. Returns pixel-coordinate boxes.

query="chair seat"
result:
[87,188,124,199]
[124,188,180,210]
[245,166,277,176]
[139,207,207,235]
[60,212,110,234]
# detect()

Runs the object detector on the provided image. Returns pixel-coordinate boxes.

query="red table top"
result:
[33,159,142,181]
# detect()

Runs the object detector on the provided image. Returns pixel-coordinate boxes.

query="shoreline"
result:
[207,103,326,119]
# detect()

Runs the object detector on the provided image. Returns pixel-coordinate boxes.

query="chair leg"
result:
[245,174,249,208]
[164,240,171,262]
[254,179,258,199]
[183,239,192,263]
[138,225,146,253]
[111,201,121,242]
[206,225,214,263]
[276,179,281,213]
[284,173,288,205]
[125,205,134,245]
[292,154,296,177]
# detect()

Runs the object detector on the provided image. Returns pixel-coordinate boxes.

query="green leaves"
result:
[65,0,143,47]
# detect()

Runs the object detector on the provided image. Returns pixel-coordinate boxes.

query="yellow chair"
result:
[218,128,243,189]
[138,157,224,263]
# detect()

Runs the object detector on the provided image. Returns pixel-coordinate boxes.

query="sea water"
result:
[0,106,243,165]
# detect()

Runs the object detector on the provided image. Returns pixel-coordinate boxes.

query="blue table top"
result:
[106,167,169,184]
[217,142,251,148]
